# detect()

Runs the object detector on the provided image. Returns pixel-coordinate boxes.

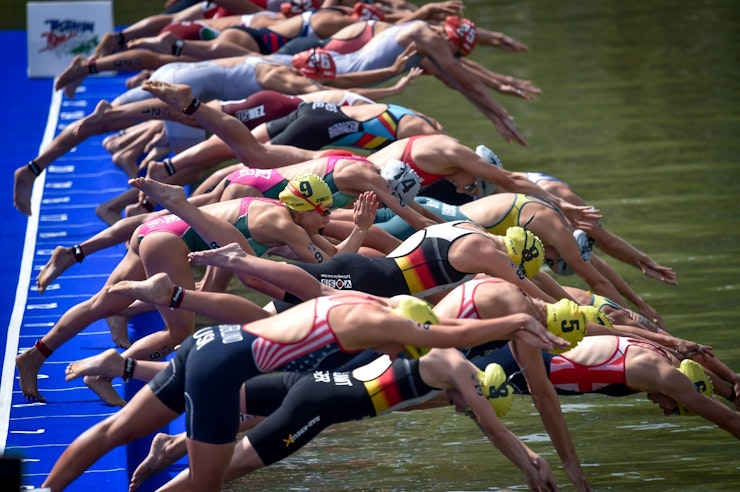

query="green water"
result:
[229,1,740,490]
[8,0,738,489]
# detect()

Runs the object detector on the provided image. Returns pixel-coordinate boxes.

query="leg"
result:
[36,212,154,293]
[56,51,182,98]
[65,348,166,382]
[107,272,269,324]
[41,385,179,491]
[111,121,167,178]
[130,432,188,491]
[13,101,133,215]
[96,188,140,225]
[129,178,253,251]
[17,249,147,402]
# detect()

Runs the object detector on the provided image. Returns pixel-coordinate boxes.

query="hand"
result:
[636,300,667,330]
[638,259,677,285]
[352,191,379,232]
[491,32,530,53]
[492,113,528,147]
[390,43,418,74]
[561,203,602,228]
[514,314,570,352]
[525,456,559,492]
[674,338,714,359]
[392,66,424,92]
[497,84,538,101]
[417,1,464,22]
[492,75,542,100]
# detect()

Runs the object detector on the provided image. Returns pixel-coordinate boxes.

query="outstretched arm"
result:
[458,58,541,100]
[510,339,592,491]
[627,354,740,439]
[588,224,677,285]
[189,243,338,301]
[589,254,666,329]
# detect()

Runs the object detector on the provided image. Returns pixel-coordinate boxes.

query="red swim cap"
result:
[280,0,320,17]
[292,47,337,81]
[443,16,477,56]
[351,2,386,21]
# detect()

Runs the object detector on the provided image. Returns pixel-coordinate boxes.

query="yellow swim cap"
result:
[475,363,515,418]
[675,359,714,416]
[390,295,439,359]
[504,226,544,279]
[580,305,614,329]
[545,299,587,354]
[278,173,333,213]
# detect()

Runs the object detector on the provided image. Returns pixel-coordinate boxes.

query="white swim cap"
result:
[381,160,421,206]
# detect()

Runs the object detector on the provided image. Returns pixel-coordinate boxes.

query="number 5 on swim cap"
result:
[545,299,587,354]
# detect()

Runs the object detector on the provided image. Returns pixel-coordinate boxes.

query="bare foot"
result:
[84,375,127,407]
[55,55,88,99]
[124,201,154,218]
[13,165,35,216]
[126,69,153,89]
[66,348,125,381]
[145,160,170,182]
[96,202,123,225]
[93,32,124,58]
[16,348,47,402]
[36,246,77,294]
[106,314,132,348]
[128,177,188,210]
[112,147,142,179]
[107,272,177,306]
[127,32,177,55]
[142,80,193,109]
[73,100,111,137]
[129,433,185,491]
[188,242,249,269]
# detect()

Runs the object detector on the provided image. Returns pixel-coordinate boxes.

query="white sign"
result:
[26,1,114,78]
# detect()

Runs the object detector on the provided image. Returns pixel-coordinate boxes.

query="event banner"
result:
[27,1,113,78]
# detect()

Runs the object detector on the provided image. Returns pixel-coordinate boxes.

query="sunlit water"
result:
[189,0,739,489]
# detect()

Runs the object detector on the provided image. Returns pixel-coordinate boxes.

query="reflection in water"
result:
[228,0,739,490]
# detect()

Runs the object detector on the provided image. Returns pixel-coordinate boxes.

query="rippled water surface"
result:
[76,0,738,489]
[221,0,740,490]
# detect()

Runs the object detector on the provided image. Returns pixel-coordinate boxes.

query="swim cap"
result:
[580,304,614,329]
[545,299,587,354]
[545,229,594,276]
[351,2,385,21]
[470,145,504,197]
[474,363,515,418]
[443,16,477,56]
[390,295,439,359]
[503,227,544,279]
[280,0,320,17]
[380,159,421,206]
[292,47,336,81]
[675,359,714,416]
[278,173,333,212]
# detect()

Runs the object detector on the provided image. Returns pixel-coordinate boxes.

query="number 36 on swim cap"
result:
[292,47,336,81]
